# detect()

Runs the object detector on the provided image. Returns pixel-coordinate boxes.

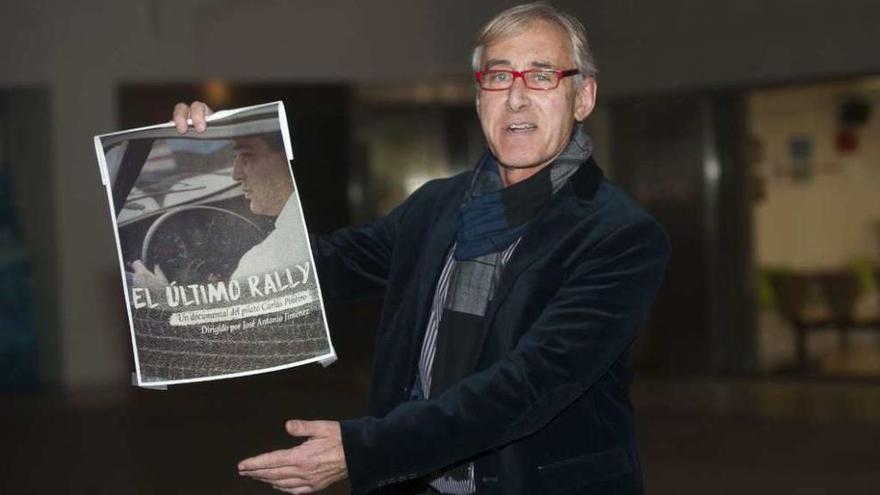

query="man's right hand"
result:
[172,101,214,134]
[130,260,169,291]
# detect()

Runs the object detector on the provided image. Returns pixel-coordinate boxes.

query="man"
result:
[226,133,309,280]
[175,3,669,494]
[131,132,308,285]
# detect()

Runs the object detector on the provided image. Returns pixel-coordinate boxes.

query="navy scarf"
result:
[454,128,592,261]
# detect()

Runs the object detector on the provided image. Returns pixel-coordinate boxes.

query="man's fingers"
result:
[275,485,311,495]
[171,100,214,133]
[285,419,309,437]
[285,419,335,438]
[240,465,307,482]
[241,473,313,495]
[238,448,295,471]
[189,101,213,132]
[172,102,190,134]
[238,464,317,493]
[274,477,318,491]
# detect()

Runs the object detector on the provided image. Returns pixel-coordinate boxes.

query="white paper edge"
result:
[93,101,337,388]
[94,135,144,385]
[132,372,167,390]
[279,99,338,368]
[276,101,336,368]
[139,352,337,388]
[277,101,294,161]
[95,101,283,140]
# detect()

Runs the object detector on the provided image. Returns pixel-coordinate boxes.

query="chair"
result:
[767,271,832,370]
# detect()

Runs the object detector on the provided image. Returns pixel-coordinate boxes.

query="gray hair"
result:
[471,2,598,86]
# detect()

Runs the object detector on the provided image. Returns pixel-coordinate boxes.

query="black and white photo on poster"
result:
[94,102,335,387]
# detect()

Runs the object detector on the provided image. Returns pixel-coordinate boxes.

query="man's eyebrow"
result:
[483,59,511,69]
[482,59,558,70]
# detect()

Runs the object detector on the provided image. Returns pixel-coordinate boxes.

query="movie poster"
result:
[94,102,335,387]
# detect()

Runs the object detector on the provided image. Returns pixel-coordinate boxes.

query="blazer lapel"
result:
[398,188,461,363]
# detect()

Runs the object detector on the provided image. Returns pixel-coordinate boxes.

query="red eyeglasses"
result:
[475,68,580,91]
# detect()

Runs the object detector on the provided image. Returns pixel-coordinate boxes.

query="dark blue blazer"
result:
[312,158,670,495]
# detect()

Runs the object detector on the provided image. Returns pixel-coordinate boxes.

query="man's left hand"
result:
[238,419,348,494]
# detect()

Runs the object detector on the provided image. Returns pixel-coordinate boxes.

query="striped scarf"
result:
[418,128,593,493]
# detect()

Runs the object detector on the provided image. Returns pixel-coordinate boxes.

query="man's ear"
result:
[574,77,597,122]
[475,91,482,118]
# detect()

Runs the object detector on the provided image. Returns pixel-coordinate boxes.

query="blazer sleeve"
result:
[309,197,413,304]
[340,218,671,493]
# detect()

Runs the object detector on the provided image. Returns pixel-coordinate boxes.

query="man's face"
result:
[232,137,293,216]
[476,21,596,171]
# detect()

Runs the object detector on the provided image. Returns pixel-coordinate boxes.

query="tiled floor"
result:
[4,371,879,494]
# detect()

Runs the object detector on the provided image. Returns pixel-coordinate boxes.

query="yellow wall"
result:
[750,79,880,269]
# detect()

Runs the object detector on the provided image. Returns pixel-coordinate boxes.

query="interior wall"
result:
[1,0,879,387]
[750,79,880,269]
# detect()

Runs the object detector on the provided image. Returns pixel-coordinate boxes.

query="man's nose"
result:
[232,158,244,181]
[505,76,530,111]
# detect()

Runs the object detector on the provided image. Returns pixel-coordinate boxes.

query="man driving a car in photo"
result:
[228,133,309,280]
[130,132,308,288]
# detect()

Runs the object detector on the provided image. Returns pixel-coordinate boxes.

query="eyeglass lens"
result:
[481,70,560,90]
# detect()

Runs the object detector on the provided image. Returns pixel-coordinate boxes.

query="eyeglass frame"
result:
[474,68,580,91]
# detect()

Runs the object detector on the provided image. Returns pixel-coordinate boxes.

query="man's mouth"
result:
[507,122,537,132]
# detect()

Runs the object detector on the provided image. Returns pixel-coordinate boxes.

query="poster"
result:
[94,102,335,387]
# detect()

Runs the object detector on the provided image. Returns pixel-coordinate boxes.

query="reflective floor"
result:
[4,369,880,494]
[634,378,880,495]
